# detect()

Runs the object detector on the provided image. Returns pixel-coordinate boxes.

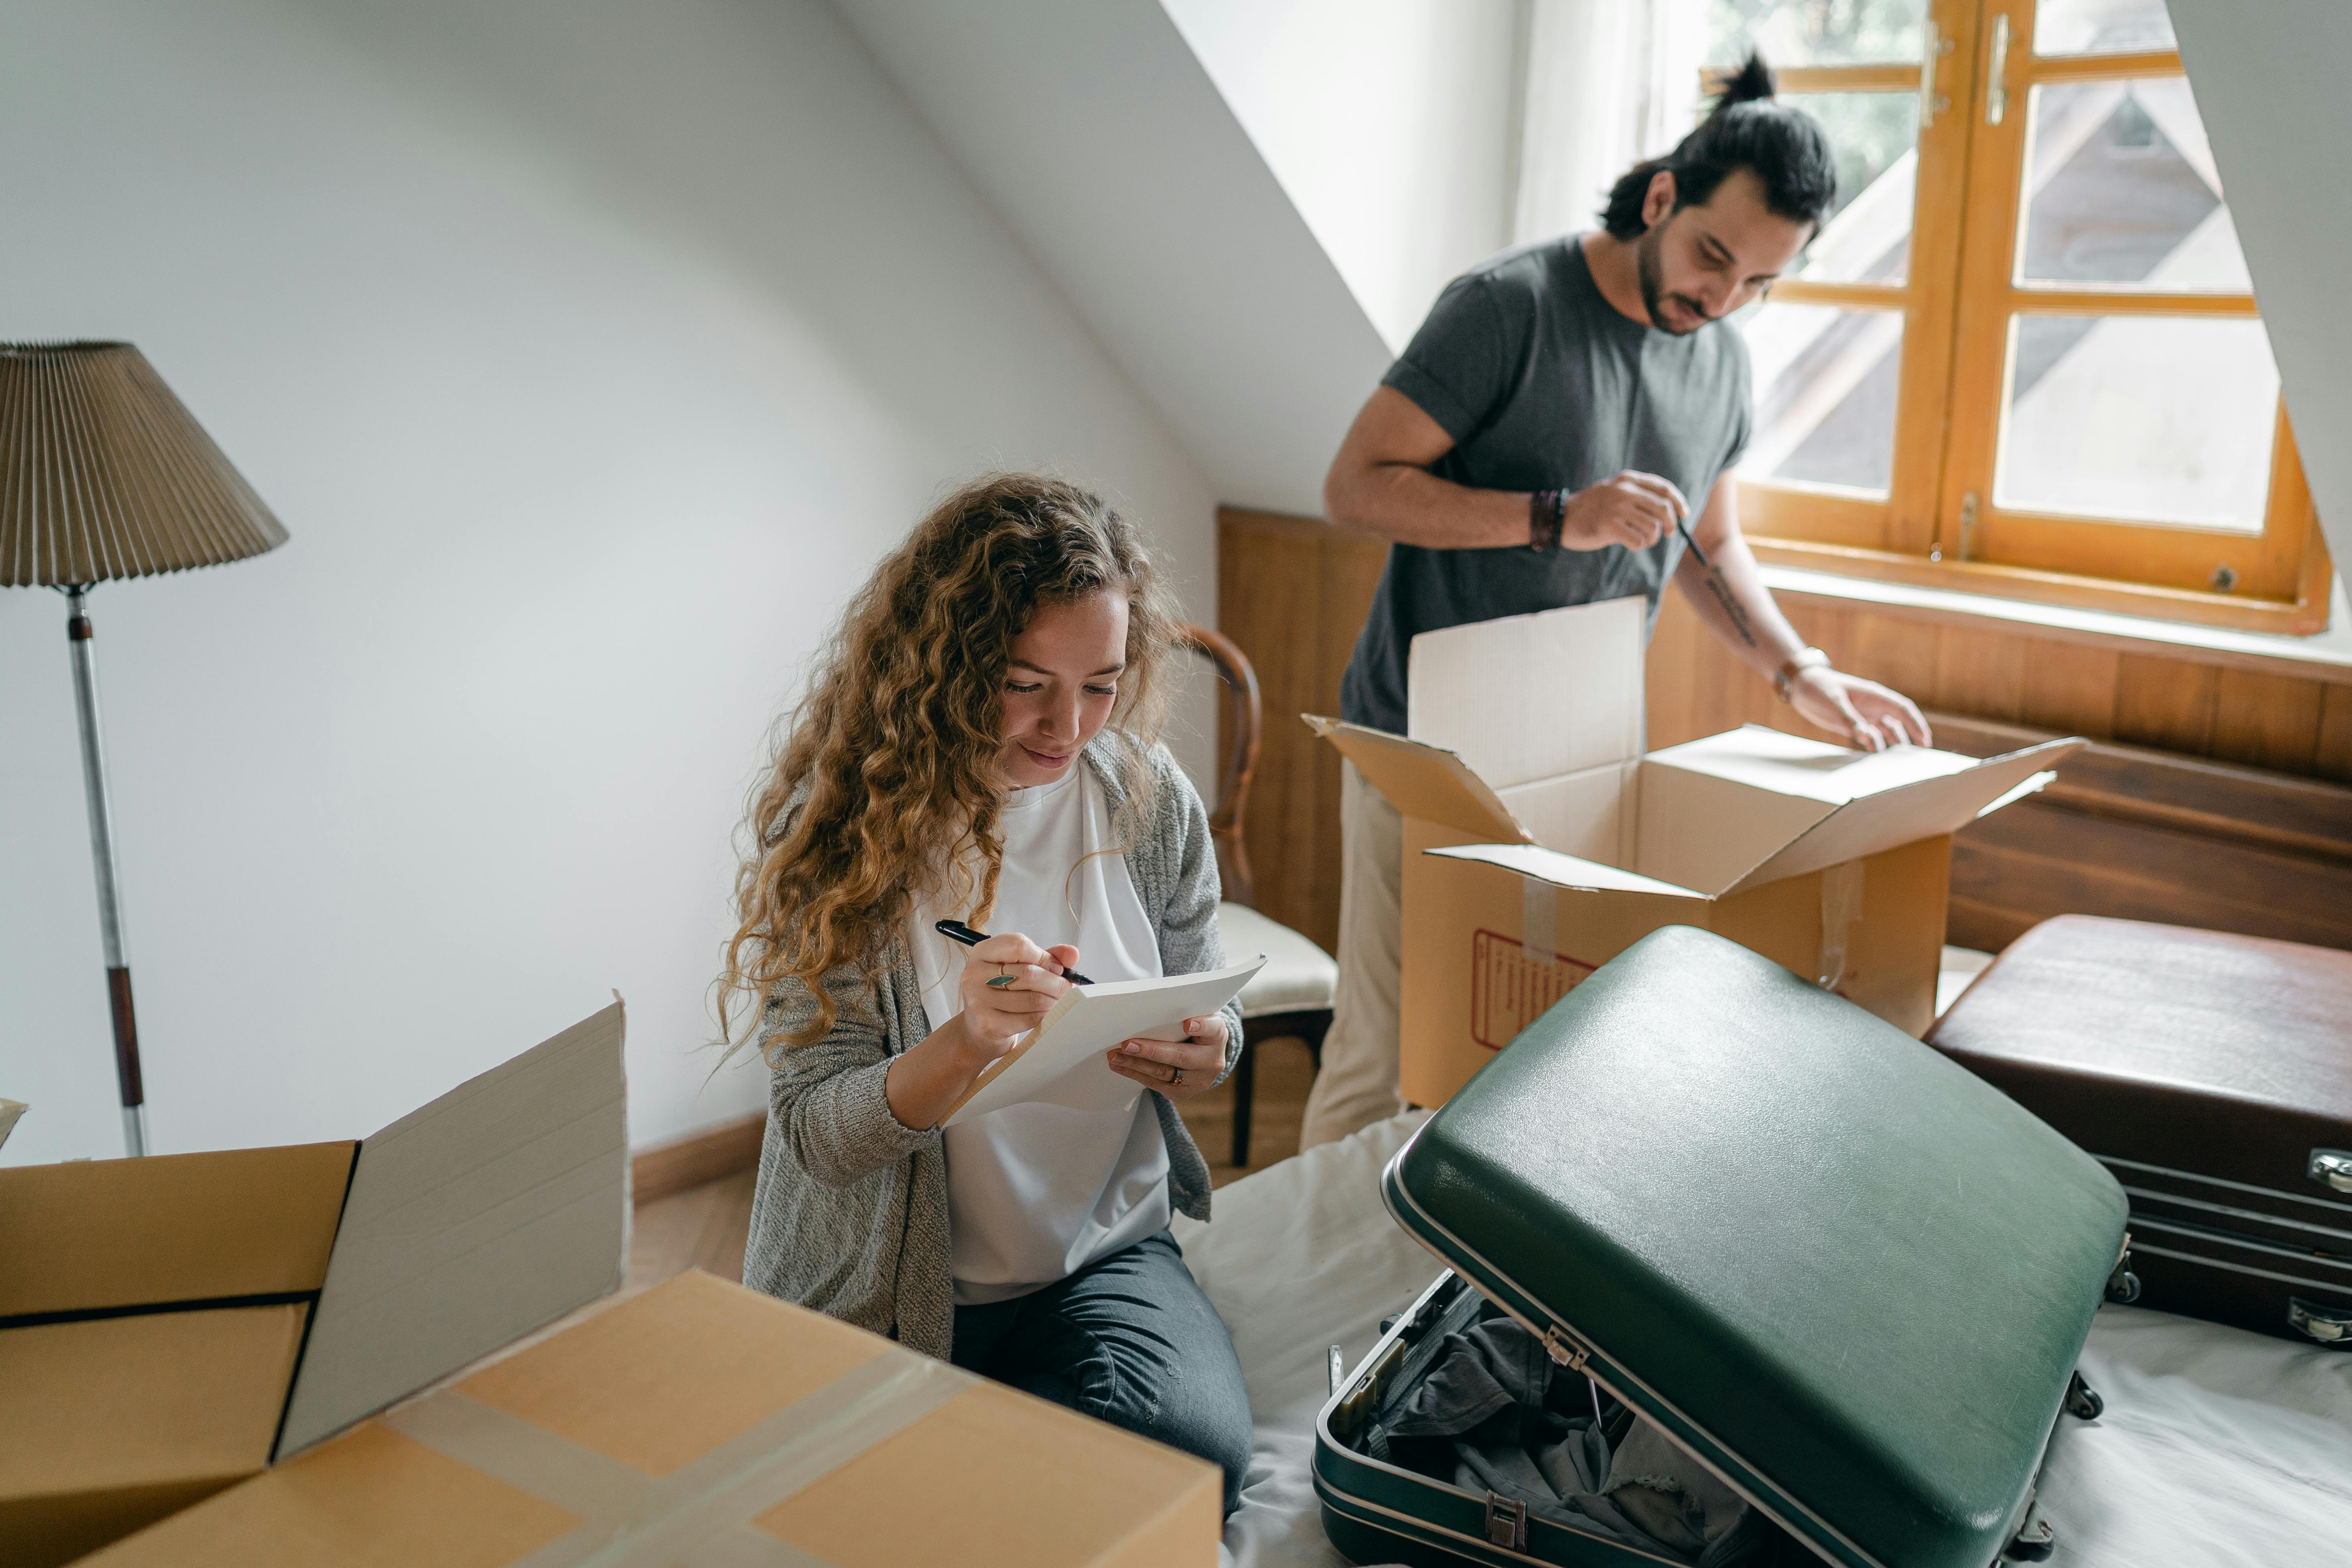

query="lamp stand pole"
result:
[63,585,149,1157]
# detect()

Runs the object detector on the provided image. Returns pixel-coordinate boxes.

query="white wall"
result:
[0,0,1218,1166]
[1161,0,1523,355]
[835,0,1393,518]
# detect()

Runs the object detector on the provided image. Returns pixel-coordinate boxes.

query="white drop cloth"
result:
[1177,1113,2352,1568]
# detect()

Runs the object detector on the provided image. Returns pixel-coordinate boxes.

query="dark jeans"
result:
[951,1230,1253,1513]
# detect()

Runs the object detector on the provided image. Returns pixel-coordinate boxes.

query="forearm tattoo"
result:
[1702,565,1760,649]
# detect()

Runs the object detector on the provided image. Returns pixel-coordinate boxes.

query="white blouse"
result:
[907,765,1171,1305]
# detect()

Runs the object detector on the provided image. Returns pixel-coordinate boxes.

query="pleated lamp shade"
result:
[1,341,287,587]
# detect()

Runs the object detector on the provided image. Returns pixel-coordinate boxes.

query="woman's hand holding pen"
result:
[955,932,1077,1055]
[885,931,1072,1130]
[1107,1013,1230,1103]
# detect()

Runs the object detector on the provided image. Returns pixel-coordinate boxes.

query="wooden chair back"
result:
[1176,623,1262,909]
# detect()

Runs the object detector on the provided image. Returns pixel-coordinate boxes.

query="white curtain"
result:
[1512,0,1711,246]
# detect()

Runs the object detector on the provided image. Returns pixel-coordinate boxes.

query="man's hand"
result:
[1560,470,1689,552]
[1788,668,1933,753]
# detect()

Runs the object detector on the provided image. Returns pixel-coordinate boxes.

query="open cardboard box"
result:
[0,1003,629,1567]
[1311,599,2083,1107]
[82,1269,1222,1568]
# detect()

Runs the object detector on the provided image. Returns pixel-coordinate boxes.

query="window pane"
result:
[1707,0,1924,68]
[1738,303,1903,495]
[2019,79,2249,290]
[1996,314,2277,531]
[2034,0,2175,56]
[1782,90,1918,282]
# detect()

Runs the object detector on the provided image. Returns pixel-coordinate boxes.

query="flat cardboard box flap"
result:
[1428,842,1707,900]
[1722,740,2079,893]
[1303,716,1528,844]
[0,1307,309,1567]
[0,1143,354,1318]
[275,1000,631,1458]
[1404,597,1646,788]
[90,1271,1222,1568]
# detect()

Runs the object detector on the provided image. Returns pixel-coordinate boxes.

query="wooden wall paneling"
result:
[2017,640,2120,738]
[2209,668,2325,775]
[2112,654,2219,753]
[1949,806,2352,954]
[1932,626,2026,722]
[1846,606,1943,706]
[2321,685,2352,785]
[1216,509,1385,954]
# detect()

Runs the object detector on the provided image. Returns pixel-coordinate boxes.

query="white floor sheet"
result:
[1176,1113,2352,1568]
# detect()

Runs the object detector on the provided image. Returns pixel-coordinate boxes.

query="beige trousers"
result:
[1299,760,1407,1149]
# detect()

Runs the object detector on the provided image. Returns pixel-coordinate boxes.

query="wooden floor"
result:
[626,1035,1323,1294]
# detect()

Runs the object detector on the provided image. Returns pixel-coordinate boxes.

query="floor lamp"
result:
[1,341,287,1156]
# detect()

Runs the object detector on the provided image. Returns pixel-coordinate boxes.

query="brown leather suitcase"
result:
[1928,914,2352,1348]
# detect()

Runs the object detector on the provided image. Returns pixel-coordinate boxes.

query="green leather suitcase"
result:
[1314,926,2131,1568]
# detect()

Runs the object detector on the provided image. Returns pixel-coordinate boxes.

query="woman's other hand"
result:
[1107,1013,1231,1101]
[955,932,1077,1058]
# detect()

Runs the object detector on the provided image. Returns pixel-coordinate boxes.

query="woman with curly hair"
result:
[720,473,1253,1508]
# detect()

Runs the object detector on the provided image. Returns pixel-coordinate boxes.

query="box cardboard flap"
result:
[1405,598,1646,789]
[1306,716,1528,843]
[1428,842,1707,900]
[0,1305,309,1507]
[1644,725,1984,803]
[1724,740,2083,893]
[1497,761,1640,862]
[0,1143,355,1319]
[273,1001,631,1458]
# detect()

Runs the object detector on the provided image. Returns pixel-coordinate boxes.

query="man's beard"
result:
[1636,224,1710,336]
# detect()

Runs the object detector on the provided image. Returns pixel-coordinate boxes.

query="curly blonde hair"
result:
[719,474,1184,1056]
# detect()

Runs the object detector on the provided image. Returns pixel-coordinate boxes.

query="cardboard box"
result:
[1312,599,2081,1107]
[0,1003,629,1567]
[83,1269,1224,1568]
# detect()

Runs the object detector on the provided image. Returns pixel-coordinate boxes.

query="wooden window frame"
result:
[1720,0,2333,635]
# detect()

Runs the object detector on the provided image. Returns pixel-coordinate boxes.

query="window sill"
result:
[1755,558,2352,686]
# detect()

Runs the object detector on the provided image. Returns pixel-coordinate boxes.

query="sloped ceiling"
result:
[829,0,1391,518]
[2170,0,2352,580]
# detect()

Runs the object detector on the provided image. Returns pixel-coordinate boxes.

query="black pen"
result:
[933,919,1094,986]
[1675,512,1709,569]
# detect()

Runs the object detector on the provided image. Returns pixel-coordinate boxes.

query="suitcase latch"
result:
[2287,1298,2352,1345]
[2309,1149,2352,1195]
[1484,1492,1529,1551]
[1540,1325,1588,1371]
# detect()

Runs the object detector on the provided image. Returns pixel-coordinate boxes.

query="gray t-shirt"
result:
[1338,235,1752,735]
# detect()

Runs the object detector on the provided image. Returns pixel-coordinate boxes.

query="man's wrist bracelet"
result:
[1529,488,1567,551]
[1773,646,1832,702]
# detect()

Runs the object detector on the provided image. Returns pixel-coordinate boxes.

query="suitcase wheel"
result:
[2063,1371,2103,1421]
[2004,1510,2057,1562]
[2287,1298,2352,1346]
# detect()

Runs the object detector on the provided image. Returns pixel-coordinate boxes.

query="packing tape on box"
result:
[1522,879,1556,969]
[380,1347,968,1566]
[1816,861,1865,991]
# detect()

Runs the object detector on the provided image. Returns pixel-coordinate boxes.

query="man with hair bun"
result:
[1303,54,1932,1148]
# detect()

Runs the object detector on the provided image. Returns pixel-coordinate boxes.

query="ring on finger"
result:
[1169,1066,1184,1087]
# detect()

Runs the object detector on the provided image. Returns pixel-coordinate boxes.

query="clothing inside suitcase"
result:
[1325,1269,1806,1566]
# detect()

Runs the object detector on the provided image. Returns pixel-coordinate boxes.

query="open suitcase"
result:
[1928,916,2352,1348]
[1314,927,2133,1568]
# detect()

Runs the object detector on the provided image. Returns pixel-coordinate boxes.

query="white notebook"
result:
[941,956,1266,1126]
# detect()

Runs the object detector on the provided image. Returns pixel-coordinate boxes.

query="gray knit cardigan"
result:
[740,735,1244,1360]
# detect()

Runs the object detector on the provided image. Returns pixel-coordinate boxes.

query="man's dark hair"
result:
[1600,53,1836,240]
